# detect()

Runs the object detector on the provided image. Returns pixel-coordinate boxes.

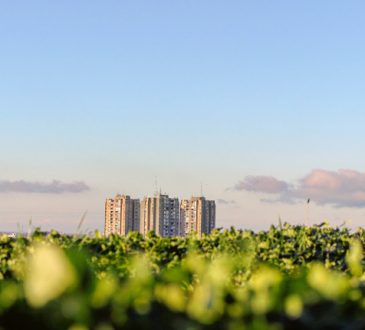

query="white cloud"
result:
[233,169,365,208]
[233,175,290,194]
[0,180,90,194]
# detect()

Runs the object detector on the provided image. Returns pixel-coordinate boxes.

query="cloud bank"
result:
[233,169,365,208]
[0,180,90,194]
[233,176,290,194]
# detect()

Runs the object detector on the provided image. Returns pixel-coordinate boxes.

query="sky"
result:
[1,1,365,233]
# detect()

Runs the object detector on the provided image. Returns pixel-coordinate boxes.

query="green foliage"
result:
[0,224,365,329]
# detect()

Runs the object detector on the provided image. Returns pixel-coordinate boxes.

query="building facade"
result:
[140,194,181,237]
[180,197,216,236]
[104,195,140,236]
[105,193,215,237]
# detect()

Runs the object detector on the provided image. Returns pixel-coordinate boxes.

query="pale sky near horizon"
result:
[1,1,365,233]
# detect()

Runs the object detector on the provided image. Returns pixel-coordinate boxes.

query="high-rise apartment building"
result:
[180,197,216,236]
[140,194,180,237]
[205,200,216,233]
[104,195,140,236]
[105,192,215,237]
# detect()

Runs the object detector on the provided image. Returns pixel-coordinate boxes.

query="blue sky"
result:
[1,1,365,232]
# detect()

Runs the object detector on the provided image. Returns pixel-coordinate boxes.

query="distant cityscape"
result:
[104,193,216,237]
[0,232,16,238]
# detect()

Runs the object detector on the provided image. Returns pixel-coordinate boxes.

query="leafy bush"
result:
[0,224,365,329]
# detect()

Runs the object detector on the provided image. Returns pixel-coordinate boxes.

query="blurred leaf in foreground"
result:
[24,243,77,308]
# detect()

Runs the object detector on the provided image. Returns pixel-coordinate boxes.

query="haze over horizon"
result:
[1,1,365,233]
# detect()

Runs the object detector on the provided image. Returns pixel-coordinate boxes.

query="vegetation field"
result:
[1,223,365,329]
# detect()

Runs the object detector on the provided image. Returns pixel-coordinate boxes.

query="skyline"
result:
[1,1,365,232]
[104,193,215,237]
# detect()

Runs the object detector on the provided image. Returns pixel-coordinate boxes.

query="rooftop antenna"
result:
[200,182,204,197]
[154,176,158,196]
